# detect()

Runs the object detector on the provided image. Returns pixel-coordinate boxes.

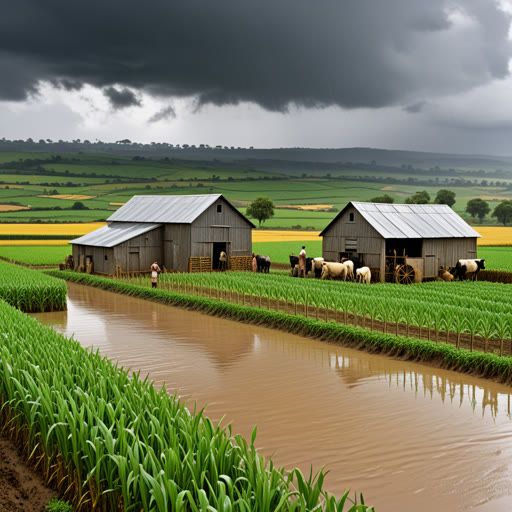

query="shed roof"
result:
[69,222,161,247]
[320,201,481,239]
[107,194,255,226]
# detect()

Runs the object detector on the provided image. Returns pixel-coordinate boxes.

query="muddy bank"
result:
[0,433,58,512]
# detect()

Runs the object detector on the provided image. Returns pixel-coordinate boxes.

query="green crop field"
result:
[478,246,512,271]
[0,245,72,265]
[1,150,512,227]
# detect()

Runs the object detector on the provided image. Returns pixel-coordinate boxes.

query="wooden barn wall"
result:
[190,198,253,262]
[71,245,114,273]
[423,238,478,270]
[163,224,191,272]
[322,205,383,264]
[113,227,163,272]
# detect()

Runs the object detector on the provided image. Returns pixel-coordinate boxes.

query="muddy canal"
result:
[33,283,512,511]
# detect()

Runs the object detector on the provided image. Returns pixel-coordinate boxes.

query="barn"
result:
[70,194,255,273]
[320,201,481,283]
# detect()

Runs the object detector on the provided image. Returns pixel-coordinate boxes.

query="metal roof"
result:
[107,194,223,223]
[320,202,481,239]
[69,222,161,247]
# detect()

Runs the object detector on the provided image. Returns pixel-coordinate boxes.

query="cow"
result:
[256,255,271,273]
[321,262,348,280]
[312,257,324,279]
[289,254,313,275]
[355,266,371,284]
[450,259,485,281]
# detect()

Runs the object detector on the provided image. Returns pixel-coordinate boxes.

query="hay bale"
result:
[291,265,299,277]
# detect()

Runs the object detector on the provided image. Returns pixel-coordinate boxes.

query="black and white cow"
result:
[450,259,485,281]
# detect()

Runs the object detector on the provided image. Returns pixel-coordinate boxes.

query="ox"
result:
[450,259,485,281]
[356,266,371,284]
[321,262,347,281]
[312,257,324,278]
[289,254,313,275]
[255,255,271,273]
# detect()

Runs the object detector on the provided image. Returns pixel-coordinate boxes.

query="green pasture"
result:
[253,241,323,263]
[478,246,512,271]
[0,245,72,265]
[1,150,512,225]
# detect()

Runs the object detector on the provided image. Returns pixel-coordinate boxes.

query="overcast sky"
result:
[2,0,512,155]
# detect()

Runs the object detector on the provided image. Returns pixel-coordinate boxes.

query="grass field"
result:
[1,150,512,226]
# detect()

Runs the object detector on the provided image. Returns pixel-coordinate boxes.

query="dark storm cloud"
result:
[0,1,510,111]
[148,106,176,123]
[404,101,426,113]
[103,86,141,109]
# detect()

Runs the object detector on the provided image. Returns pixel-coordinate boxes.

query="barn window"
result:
[346,239,357,251]
[217,204,222,213]
[105,255,108,261]
[349,212,355,222]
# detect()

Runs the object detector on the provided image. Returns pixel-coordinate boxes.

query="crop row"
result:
[0,295,372,512]
[0,260,67,311]
[114,271,512,354]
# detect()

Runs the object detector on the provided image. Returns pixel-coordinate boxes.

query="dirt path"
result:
[0,433,58,512]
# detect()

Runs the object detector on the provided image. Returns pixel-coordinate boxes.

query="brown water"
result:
[33,283,512,511]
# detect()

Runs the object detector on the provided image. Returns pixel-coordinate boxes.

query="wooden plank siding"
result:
[72,196,253,274]
[321,203,478,282]
[113,227,163,273]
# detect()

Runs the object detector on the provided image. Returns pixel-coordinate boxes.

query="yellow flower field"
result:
[0,223,106,235]
[0,240,71,246]
[476,227,512,246]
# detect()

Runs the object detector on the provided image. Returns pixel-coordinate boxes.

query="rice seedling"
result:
[0,261,67,311]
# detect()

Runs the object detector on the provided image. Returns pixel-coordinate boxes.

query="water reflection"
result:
[32,282,512,512]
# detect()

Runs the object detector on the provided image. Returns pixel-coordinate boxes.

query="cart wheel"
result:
[394,264,416,285]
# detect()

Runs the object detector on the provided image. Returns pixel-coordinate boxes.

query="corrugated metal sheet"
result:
[69,223,161,247]
[320,201,481,238]
[352,202,481,239]
[107,194,222,223]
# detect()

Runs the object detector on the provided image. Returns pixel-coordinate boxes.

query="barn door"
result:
[129,251,140,271]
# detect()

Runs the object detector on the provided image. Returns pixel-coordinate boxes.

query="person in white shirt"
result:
[151,261,161,288]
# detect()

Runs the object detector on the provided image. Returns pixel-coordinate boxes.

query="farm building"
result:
[70,194,255,273]
[320,201,481,283]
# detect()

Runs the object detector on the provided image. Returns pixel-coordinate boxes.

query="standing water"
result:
[33,282,512,512]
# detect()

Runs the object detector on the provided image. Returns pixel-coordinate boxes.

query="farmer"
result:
[150,261,161,288]
[298,246,306,278]
[219,250,227,271]
[252,253,257,273]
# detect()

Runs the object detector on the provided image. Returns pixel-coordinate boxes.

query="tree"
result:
[405,190,430,204]
[71,201,89,210]
[492,200,512,226]
[466,198,490,223]
[434,189,456,207]
[370,194,394,203]
[246,197,275,227]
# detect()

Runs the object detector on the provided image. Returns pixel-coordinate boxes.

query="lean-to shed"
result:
[70,194,254,273]
[320,201,481,282]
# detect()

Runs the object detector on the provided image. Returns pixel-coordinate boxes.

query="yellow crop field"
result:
[110,202,125,206]
[0,205,29,212]
[0,223,106,236]
[38,194,96,200]
[0,240,70,246]
[477,227,512,246]
[276,205,333,211]
[253,230,321,242]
